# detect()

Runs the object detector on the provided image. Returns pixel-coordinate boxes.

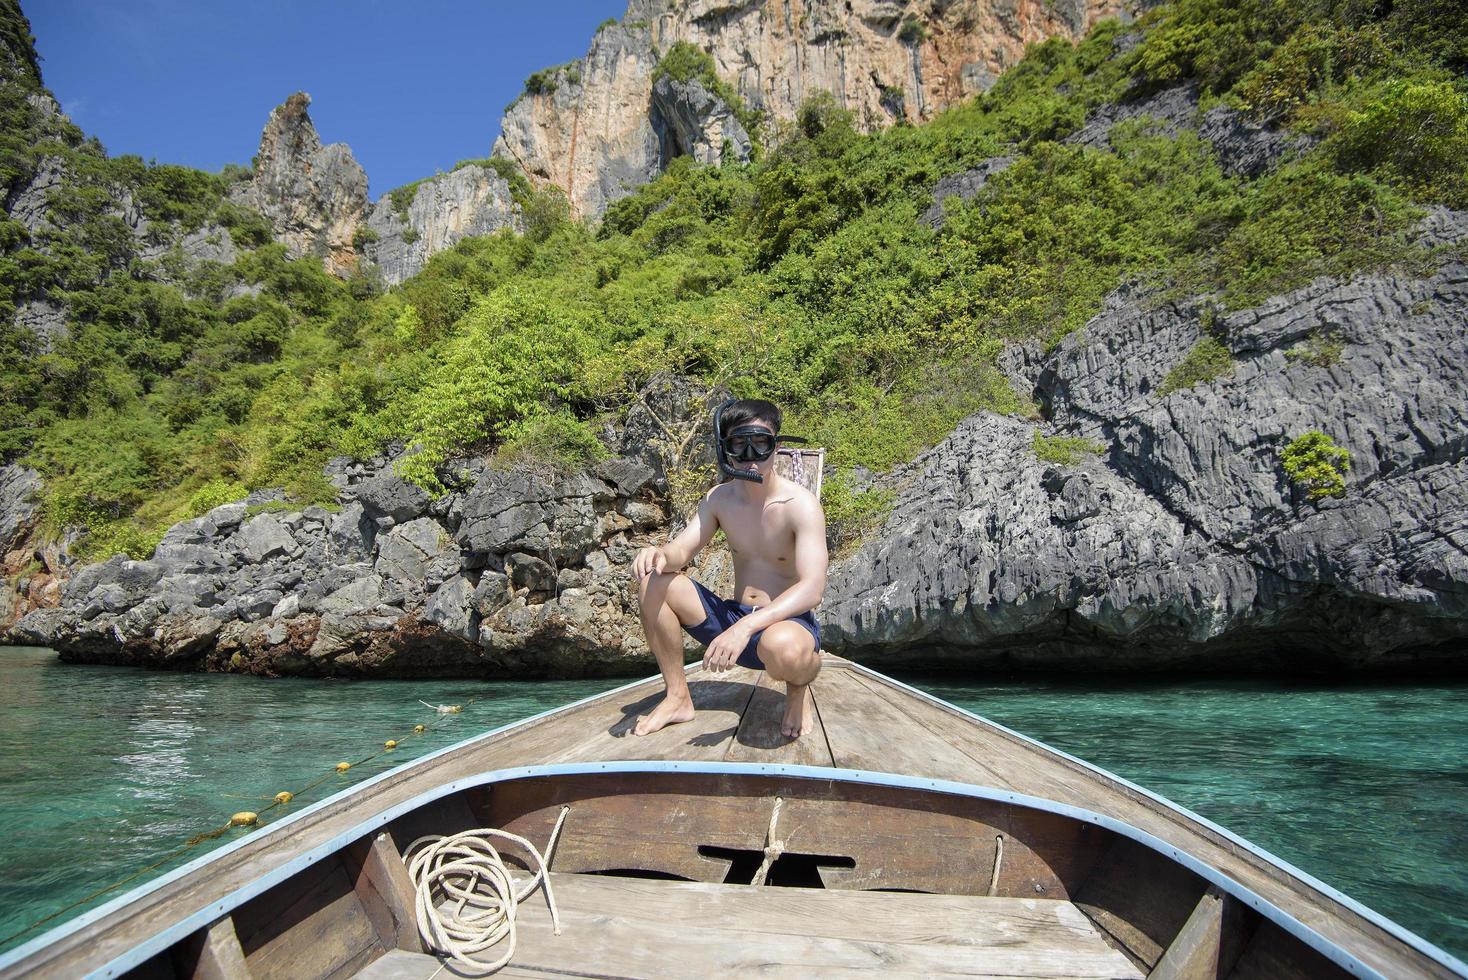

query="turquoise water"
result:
[0,647,1464,965]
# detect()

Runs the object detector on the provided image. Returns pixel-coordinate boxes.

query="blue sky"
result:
[26,1,626,199]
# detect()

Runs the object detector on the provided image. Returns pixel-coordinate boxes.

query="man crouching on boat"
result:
[631,398,827,739]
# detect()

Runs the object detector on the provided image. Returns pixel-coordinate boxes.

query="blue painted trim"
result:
[13,760,1453,980]
[841,660,1468,978]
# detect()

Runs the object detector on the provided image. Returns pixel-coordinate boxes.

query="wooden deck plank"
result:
[554,669,761,764]
[814,665,1018,785]
[722,667,835,766]
[500,873,1144,979]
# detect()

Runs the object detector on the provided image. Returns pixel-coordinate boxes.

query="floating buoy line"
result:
[0,694,482,949]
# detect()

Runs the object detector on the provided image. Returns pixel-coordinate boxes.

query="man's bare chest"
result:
[718,503,797,566]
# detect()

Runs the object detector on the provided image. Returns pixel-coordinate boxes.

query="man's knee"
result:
[759,622,819,675]
[637,572,702,625]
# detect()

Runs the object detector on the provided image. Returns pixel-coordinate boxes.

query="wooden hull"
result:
[1,657,1462,979]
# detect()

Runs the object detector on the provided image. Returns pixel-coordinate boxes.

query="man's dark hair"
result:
[718,399,781,437]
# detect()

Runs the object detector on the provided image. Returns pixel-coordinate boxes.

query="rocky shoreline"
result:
[6,211,1467,678]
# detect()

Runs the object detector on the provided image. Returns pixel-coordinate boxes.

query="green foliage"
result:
[185,479,247,517]
[1158,335,1235,395]
[1032,432,1106,465]
[214,201,273,248]
[1333,79,1468,206]
[822,475,894,555]
[1285,330,1345,367]
[352,225,380,249]
[523,61,580,98]
[134,162,228,231]
[389,180,425,221]
[492,410,609,473]
[897,15,928,46]
[1280,430,1351,499]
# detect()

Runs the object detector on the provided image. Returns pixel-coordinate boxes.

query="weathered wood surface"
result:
[347,833,422,955]
[353,872,1144,979]
[173,917,249,980]
[11,657,1452,979]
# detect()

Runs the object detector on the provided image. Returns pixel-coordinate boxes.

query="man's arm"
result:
[631,489,720,579]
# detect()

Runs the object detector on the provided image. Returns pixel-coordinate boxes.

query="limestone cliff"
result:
[360,165,524,285]
[494,0,1126,217]
[233,93,369,278]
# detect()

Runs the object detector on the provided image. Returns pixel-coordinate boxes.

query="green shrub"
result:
[1333,79,1468,206]
[1032,431,1106,465]
[492,410,608,473]
[1158,335,1234,395]
[898,15,927,46]
[185,479,247,517]
[1280,430,1351,499]
[352,225,380,249]
[822,474,895,555]
[214,201,273,248]
[1284,330,1345,367]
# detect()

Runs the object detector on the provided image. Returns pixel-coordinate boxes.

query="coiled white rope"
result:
[406,806,570,975]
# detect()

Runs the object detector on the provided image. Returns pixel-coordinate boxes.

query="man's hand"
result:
[703,622,754,673]
[632,546,668,580]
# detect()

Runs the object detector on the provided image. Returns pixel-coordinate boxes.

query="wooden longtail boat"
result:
[1,658,1463,979]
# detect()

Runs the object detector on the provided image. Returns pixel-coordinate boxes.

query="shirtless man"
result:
[631,399,827,738]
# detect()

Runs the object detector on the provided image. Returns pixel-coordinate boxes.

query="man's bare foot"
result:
[781,684,814,738]
[633,694,695,736]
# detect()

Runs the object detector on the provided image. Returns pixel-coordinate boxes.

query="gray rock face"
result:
[238,514,299,562]
[13,298,68,352]
[921,156,1014,228]
[14,436,673,677]
[362,165,524,286]
[237,92,368,277]
[9,155,67,236]
[650,75,752,170]
[1065,85,1312,177]
[824,225,1468,669]
[456,470,610,565]
[0,464,42,554]
[350,466,432,524]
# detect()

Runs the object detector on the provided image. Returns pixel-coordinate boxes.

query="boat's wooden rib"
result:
[1,654,1461,980]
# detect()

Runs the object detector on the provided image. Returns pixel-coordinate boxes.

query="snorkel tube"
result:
[712,400,807,484]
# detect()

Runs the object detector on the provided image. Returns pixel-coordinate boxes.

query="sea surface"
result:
[1,645,1464,964]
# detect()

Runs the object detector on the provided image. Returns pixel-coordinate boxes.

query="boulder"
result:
[238,514,300,562]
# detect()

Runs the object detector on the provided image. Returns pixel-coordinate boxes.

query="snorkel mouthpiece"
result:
[712,400,808,484]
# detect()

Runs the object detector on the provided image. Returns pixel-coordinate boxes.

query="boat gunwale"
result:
[6,759,1417,980]
[844,661,1468,979]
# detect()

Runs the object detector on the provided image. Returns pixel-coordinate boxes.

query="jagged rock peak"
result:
[495,0,1128,218]
[237,92,369,277]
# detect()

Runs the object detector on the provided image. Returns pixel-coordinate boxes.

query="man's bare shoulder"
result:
[774,478,824,522]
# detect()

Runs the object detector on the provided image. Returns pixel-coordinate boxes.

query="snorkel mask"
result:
[713,400,807,484]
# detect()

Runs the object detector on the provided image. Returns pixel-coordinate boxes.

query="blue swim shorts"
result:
[682,578,822,670]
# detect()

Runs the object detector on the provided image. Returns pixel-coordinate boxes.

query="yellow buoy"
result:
[336,762,351,772]
[413,724,425,734]
[229,812,258,827]
[384,739,398,750]
[273,791,293,805]
[448,705,462,714]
